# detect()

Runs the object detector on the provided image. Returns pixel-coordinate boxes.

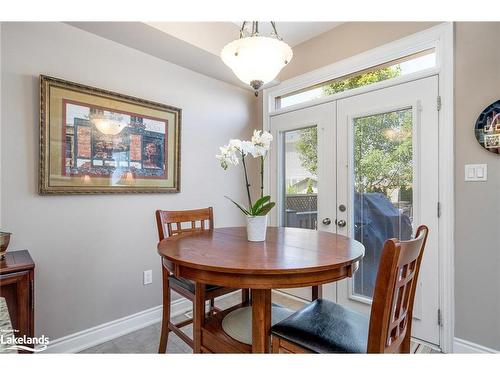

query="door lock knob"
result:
[322,218,332,225]
[336,219,347,228]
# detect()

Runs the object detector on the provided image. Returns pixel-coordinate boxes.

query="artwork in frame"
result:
[39,75,181,194]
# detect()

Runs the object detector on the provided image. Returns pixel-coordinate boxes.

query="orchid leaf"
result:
[224,196,250,216]
[255,202,275,216]
[250,195,271,215]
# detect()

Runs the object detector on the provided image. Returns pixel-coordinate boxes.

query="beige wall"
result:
[279,22,439,81]
[1,22,257,340]
[272,22,500,351]
[454,22,500,350]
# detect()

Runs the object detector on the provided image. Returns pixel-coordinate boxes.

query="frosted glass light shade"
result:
[221,36,293,90]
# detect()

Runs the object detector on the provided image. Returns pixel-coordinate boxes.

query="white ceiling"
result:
[146,22,241,57]
[147,22,342,56]
[69,22,342,90]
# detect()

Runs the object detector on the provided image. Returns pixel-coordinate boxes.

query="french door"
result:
[269,102,336,300]
[269,76,440,346]
[336,76,440,346]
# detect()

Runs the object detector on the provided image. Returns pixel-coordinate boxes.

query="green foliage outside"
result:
[306,179,314,194]
[322,65,401,96]
[286,178,315,195]
[286,183,299,194]
[352,109,412,195]
[296,126,317,176]
[295,65,414,197]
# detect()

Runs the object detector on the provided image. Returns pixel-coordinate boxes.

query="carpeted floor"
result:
[79,291,439,354]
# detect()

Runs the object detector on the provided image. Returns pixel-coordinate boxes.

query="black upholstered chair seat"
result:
[168,275,222,293]
[271,299,369,353]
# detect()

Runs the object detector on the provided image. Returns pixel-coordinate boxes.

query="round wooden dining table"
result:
[157,226,364,353]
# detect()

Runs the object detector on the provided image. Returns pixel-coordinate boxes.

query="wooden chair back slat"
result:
[367,225,429,353]
[155,207,214,241]
[166,223,173,239]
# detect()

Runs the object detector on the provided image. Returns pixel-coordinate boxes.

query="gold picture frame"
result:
[39,75,181,194]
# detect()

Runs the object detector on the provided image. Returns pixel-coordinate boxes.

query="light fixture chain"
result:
[270,21,283,40]
[239,21,247,38]
[240,21,282,40]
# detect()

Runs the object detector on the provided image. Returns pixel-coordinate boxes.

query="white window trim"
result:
[265,24,445,114]
[262,22,454,353]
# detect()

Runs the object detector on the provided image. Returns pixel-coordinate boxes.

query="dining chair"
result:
[156,207,249,353]
[271,225,429,354]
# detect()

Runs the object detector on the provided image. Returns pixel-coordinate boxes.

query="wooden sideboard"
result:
[0,250,35,343]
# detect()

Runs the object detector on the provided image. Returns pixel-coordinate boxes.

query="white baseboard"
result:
[43,298,192,354]
[42,291,242,354]
[453,338,499,353]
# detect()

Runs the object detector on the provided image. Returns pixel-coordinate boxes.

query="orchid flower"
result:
[215,144,239,170]
[252,130,273,149]
[216,130,275,217]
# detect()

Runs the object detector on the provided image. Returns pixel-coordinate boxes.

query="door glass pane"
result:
[352,109,414,299]
[283,126,318,230]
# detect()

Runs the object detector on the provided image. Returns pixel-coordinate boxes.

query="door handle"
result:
[322,218,332,225]
[336,219,346,228]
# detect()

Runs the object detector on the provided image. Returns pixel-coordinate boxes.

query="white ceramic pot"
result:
[246,215,268,242]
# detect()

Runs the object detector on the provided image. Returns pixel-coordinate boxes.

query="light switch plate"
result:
[465,164,487,182]
[143,270,153,285]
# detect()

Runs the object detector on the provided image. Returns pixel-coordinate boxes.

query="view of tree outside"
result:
[295,125,317,176]
[322,65,401,96]
[353,109,412,196]
[295,65,414,200]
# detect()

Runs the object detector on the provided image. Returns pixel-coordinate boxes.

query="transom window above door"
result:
[275,49,436,110]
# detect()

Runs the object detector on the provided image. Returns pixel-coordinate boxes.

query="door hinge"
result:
[437,96,442,111]
[437,202,441,218]
[437,309,443,326]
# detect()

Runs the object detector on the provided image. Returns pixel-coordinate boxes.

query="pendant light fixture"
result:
[221,21,293,95]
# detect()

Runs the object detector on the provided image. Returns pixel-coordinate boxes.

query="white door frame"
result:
[262,22,454,353]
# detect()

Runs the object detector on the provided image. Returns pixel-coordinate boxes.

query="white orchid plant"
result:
[216,130,275,217]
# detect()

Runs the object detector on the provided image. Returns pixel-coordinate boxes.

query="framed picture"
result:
[474,99,500,155]
[39,75,181,194]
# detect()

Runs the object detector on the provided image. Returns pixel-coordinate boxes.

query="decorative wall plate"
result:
[474,100,500,154]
